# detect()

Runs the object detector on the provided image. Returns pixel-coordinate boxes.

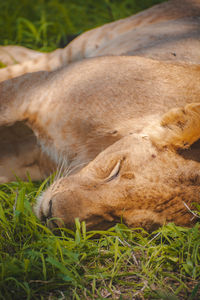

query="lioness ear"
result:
[149,103,200,150]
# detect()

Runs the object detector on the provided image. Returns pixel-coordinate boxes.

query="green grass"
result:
[0,179,199,299]
[1,0,200,299]
[0,0,166,51]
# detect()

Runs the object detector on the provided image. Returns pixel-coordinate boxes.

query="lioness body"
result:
[1,56,200,231]
[0,45,43,66]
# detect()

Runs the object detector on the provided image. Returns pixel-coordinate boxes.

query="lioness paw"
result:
[150,103,200,149]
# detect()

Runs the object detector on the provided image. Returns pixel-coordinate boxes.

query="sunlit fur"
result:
[1,55,200,183]
[1,0,200,183]
[0,0,200,230]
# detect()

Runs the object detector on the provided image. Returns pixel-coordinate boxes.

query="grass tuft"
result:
[0,0,166,51]
[0,180,199,299]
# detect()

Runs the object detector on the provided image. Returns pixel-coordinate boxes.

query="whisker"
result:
[64,160,90,177]
[54,155,67,182]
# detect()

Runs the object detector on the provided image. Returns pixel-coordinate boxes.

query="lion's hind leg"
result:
[149,103,200,149]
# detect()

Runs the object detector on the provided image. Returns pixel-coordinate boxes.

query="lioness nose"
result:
[40,199,57,227]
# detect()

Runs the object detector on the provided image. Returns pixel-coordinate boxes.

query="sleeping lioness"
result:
[1,0,200,230]
[0,55,200,230]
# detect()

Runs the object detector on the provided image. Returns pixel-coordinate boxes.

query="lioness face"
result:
[35,134,200,231]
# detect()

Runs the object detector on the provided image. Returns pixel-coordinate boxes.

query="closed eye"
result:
[105,160,121,182]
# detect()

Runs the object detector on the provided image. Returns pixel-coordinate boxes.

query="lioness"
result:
[0,55,200,230]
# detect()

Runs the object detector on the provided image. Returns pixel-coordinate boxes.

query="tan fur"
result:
[149,103,200,149]
[0,45,43,66]
[1,0,200,183]
[0,55,200,230]
[1,0,200,230]
[0,122,56,183]
[5,0,199,183]
[34,57,200,230]
[0,0,200,82]
[36,129,200,231]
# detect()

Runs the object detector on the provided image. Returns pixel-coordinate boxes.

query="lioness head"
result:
[35,132,200,231]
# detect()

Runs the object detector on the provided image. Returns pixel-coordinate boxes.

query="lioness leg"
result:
[150,103,200,149]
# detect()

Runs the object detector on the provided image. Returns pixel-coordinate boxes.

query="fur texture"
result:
[0,0,200,230]
[0,56,200,229]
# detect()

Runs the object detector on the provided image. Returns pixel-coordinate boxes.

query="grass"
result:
[0,0,166,51]
[0,179,199,299]
[0,0,200,299]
